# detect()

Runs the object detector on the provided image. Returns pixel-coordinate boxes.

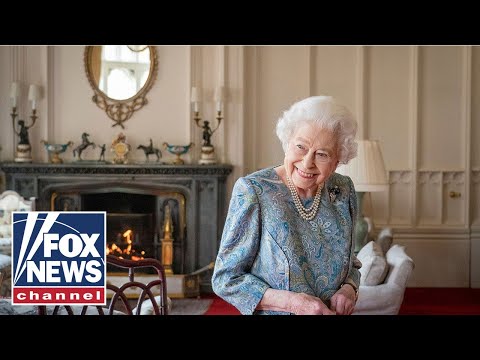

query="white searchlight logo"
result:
[12,211,106,305]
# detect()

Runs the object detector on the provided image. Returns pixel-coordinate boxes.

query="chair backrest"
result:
[38,255,168,315]
[0,190,35,240]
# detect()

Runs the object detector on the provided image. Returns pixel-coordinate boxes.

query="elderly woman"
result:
[212,96,361,315]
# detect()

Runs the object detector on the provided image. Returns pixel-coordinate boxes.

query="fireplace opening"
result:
[79,191,186,274]
[82,192,156,272]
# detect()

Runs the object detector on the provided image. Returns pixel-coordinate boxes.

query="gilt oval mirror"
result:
[84,45,158,128]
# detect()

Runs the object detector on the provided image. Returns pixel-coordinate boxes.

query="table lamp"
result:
[336,140,388,252]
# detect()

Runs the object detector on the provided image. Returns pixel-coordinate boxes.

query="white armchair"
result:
[353,232,414,315]
[0,190,35,297]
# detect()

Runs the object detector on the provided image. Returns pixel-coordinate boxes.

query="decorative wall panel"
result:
[442,171,465,225]
[418,47,464,170]
[388,171,413,225]
[418,171,442,225]
[473,170,480,225]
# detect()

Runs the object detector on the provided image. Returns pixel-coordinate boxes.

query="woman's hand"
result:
[290,292,336,315]
[330,285,356,315]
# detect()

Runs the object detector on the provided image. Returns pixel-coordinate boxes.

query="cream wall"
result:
[245,46,479,288]
[1,45,478,287]
[0,46,192,164]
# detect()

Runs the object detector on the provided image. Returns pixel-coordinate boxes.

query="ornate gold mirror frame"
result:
[84,46,158,129]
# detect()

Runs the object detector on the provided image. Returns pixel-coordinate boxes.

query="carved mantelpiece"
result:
[0,162,233,292]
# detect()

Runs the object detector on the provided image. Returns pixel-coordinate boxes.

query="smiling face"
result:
[284,122,339,197]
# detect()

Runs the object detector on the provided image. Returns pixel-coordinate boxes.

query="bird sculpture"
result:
[163,142,194,165]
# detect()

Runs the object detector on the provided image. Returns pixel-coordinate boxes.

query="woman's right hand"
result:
[290,292,336,315]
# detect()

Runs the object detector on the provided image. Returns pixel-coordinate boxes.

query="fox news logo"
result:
[11,211,106,305]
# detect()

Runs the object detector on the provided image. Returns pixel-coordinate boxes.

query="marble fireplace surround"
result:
[0,162,233,292]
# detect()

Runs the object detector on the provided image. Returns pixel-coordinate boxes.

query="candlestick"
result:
[192,86,225,165]
[10,83,42,163]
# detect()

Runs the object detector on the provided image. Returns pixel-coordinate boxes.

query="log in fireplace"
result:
[0,162,233,293]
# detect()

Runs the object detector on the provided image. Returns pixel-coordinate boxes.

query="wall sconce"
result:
[191,86,225,165]
[10,82,41,163]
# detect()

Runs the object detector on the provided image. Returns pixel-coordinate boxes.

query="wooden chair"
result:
[38,255,168,315]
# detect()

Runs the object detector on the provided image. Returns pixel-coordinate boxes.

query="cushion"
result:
[356,241,389,286]
[0,209,9,226]
[0,254,11,268]
[0,225,10,239]
[376,228,393,256]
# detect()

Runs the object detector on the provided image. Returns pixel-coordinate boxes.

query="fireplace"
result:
[81,190,186,274]
[0,162,232,292]
[84,192,156,260]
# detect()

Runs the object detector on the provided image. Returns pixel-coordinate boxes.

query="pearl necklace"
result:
[286,175,324,221]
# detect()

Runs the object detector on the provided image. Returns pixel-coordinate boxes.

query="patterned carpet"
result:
[170,298,213,315]
[0,299,38,315]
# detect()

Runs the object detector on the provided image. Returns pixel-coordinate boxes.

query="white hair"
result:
[275,96,358,164]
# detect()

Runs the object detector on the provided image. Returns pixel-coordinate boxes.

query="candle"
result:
[190,87,199,102]
[10,82,20,108]
[191,86,202,113]
[28,84,40,110]
[214,86,225,112]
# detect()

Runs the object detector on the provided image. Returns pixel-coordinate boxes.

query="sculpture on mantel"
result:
[73,132,96,161]
[98,144,106,162]
[13,119,36,163]
[137,139,162,162]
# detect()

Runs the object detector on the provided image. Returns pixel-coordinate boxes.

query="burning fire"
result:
[106,229,146,261]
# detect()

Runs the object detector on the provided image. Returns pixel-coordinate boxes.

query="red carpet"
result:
[399,287,480,315]
[203,294,240,315]
[202,288,480,315]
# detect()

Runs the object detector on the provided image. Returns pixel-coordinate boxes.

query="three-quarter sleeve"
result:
[346,175,362,288]
[211,177,270,314]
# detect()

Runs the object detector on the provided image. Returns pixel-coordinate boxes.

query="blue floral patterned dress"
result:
[212,167,361,315]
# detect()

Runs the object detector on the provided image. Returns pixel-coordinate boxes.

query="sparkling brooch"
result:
[329,186,341,203]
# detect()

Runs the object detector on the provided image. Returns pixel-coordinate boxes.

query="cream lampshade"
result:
[336,140,388,252]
